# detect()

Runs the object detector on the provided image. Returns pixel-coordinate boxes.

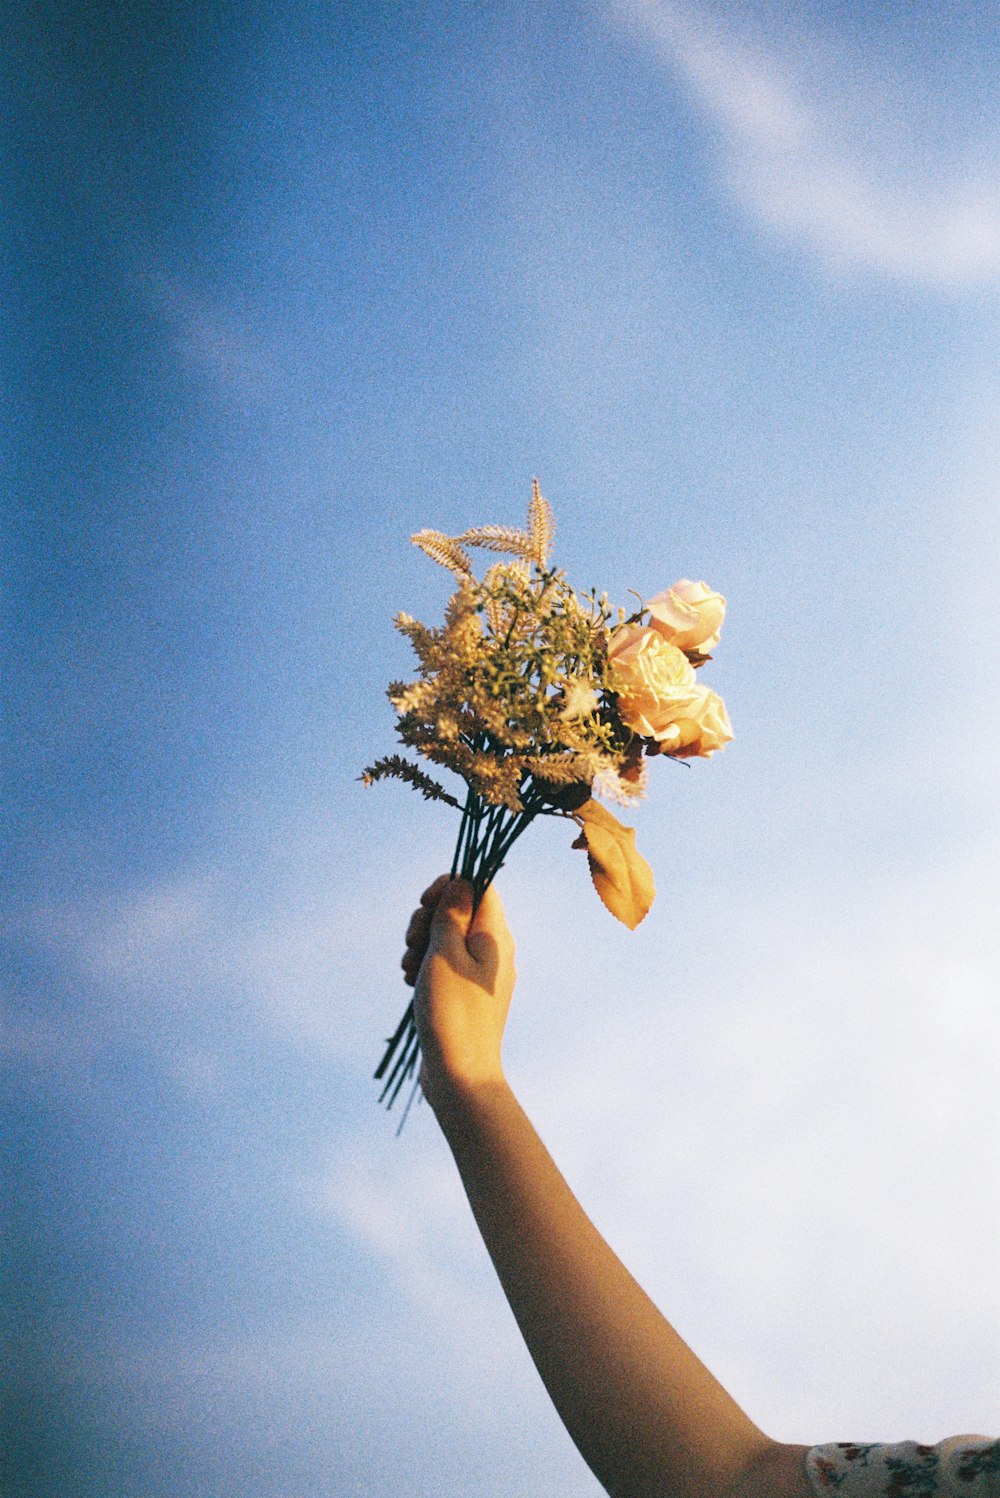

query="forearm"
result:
[434,1075,776,1498]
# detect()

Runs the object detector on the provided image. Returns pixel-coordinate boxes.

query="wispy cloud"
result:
[142,269,287,407]
[4,807,480,1082]
[616,0,1000,288]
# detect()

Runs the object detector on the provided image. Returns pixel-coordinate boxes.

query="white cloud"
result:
[11,852,403,1059]
[306,1132,519,1343]
[615,0,1000,288]
[511,820,1000,1438]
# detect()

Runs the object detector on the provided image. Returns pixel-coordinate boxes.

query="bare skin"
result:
[402,876,812,1498]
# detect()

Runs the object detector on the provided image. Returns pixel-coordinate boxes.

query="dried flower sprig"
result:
[359,754,462,808]
[362,482,733,1120]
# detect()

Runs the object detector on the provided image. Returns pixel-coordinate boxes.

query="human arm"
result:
[402,877,811,1498]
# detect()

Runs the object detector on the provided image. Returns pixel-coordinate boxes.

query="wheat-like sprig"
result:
[454,524,533,558]
[481,563,509,637]
[392,612,436,658]
[519,754,590,784]
[381,488,649,818]
[475,756,525,811]
[410,529,473,577]
[526,477,555,565]
[358,755,462,807]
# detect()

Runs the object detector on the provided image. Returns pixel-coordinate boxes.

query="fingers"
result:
[405,876,450,945]
[402,877,512,984]
[401,947,421,986]
[426,880,474,960]
[420,873,451,907]
[401,875,460,985]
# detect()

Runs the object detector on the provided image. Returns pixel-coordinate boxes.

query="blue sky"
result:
[7,3,1000,1494]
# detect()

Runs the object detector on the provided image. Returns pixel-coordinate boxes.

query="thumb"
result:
[426,878,474,958]
[465,883,507,966]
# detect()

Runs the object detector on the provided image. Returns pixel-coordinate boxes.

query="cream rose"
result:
[647,579,726,654]
[607,625,701,741]
[608,624,733,758]
[661,686,733,759]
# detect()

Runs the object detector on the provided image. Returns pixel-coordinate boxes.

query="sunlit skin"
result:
[402,876,812,1498]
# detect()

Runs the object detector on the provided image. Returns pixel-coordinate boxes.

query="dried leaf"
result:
[571,798,655,929]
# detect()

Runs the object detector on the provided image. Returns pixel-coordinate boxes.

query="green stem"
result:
[377,784,542,1120]
[478,801,507,879]
[486,809,535,878]
[462,800,483,878]
[450,793,473,878]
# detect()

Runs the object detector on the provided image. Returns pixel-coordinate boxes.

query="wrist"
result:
[424,1065,513,1134]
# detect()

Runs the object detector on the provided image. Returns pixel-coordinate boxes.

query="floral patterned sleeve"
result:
[805,1438,1000,1495]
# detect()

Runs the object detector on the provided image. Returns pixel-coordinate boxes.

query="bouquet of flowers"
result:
[362,481,732,1115]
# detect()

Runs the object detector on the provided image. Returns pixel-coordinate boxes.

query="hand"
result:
[402,877,516,1110]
